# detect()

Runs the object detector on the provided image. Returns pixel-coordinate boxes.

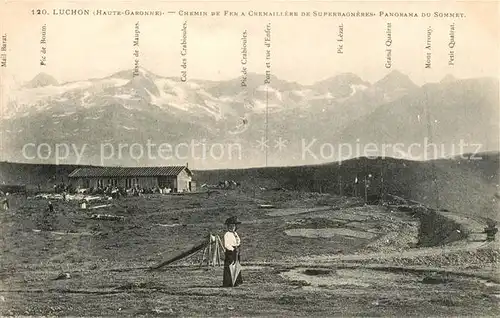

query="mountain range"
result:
[0,68,498,168]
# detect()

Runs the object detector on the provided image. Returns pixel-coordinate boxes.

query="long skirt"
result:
[222,250,243,287]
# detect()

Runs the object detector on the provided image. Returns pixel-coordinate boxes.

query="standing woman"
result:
[223,216,243,287]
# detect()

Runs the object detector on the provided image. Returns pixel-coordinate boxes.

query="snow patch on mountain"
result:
[311,92,335,100]
[114,94,133,99]
[202,100,223,119]
[255,85,284,101]
[79,92,90,106]
[148,87,188,111]
[8,78,129,115]
[350,84,368,96]
[252,100,284,113]
[83,115,103,120]
[291,89,313,97]
[122,125,137,131]
[51,112,75,118]
[146,79,225,119]
[186,81,202,90]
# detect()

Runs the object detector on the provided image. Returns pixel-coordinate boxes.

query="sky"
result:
[0,0,498,87]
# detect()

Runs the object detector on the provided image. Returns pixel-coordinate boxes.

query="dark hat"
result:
[224,216,241,225]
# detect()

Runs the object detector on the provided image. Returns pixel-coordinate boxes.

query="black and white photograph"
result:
[0,0,499,316]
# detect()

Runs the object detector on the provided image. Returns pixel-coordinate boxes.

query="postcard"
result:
[0,0,498,316]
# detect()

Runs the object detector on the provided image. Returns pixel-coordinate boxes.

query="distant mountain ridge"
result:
[2,152,498,222]
[0,69,497,168]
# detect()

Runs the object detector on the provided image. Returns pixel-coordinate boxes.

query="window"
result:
[125,178,134,188]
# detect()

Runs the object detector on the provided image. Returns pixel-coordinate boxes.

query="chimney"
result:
[186,162,189,169]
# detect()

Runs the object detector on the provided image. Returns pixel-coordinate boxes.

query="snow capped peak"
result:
[2,69,425,122]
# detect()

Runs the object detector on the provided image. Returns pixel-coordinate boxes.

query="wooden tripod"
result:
[199,233,225,267]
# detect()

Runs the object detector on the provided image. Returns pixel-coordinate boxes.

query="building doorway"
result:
[158,177,174,189]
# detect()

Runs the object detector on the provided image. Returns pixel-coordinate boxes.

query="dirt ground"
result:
[0,190,499,317]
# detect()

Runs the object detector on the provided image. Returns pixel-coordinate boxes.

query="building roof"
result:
[68,166,191,178]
